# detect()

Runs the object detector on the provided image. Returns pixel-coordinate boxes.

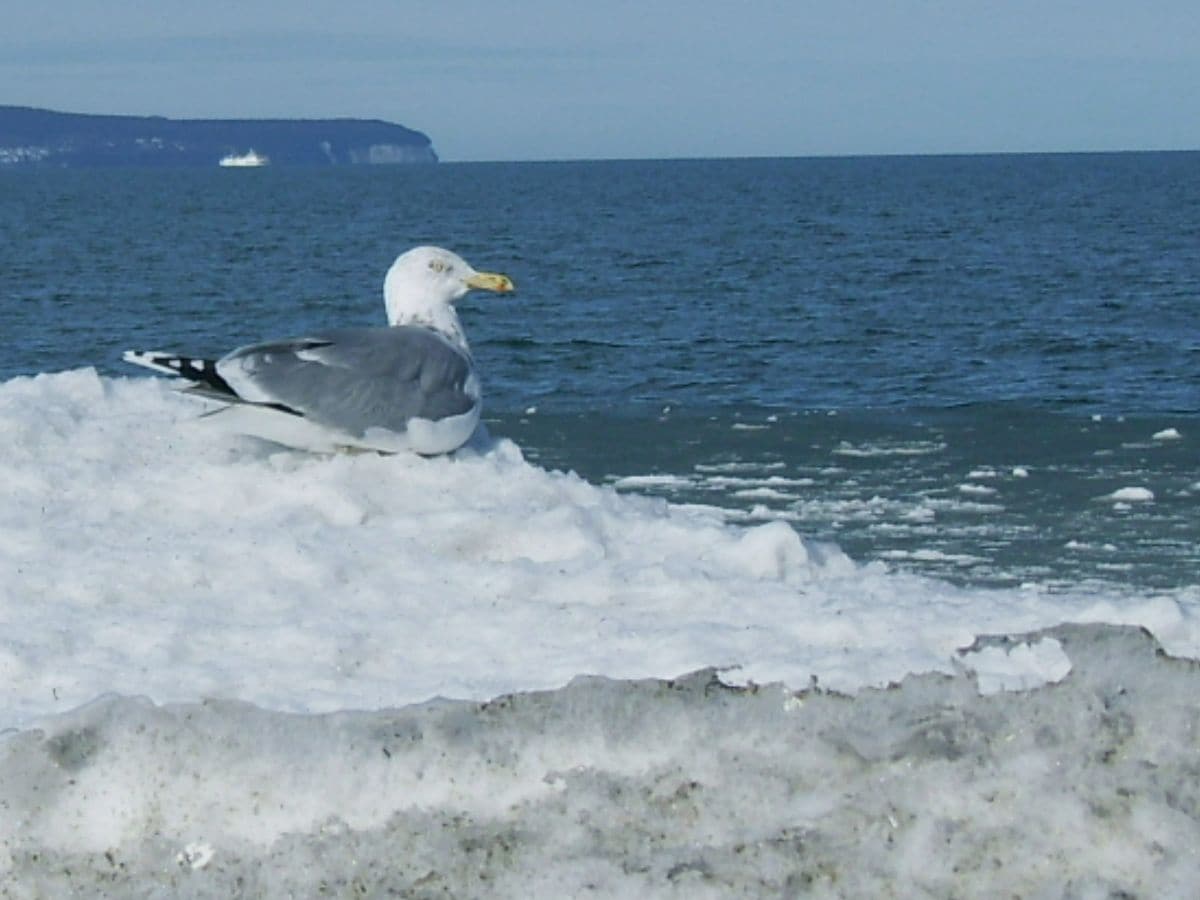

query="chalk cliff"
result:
[0,106,438,167]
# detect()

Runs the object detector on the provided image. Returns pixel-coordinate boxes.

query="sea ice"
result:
[3,370,1200,893]
[2,370,1197,736]
[3,625,1199,896]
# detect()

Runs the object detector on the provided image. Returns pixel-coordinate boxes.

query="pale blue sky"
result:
[5,1,1199,161]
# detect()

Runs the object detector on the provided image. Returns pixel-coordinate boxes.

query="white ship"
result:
[218,149,270,168]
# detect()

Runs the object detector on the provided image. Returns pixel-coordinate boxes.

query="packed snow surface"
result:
[4,625,1200,896]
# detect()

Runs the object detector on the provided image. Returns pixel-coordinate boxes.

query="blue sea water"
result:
[2,154,1197,589]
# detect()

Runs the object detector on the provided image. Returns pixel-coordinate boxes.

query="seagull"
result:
[123,246,515,455]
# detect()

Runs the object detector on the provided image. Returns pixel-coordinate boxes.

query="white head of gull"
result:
[383,246,515,352]
[123,246,515,456]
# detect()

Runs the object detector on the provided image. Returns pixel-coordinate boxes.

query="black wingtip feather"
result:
[125,351,238,398]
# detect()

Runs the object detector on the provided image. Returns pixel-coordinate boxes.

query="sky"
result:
[4,1,1199,161]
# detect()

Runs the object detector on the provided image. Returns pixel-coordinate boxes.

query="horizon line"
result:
[440,146,1200,165]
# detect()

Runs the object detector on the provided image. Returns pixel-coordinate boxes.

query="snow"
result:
[4,369,1195,733]
[3,369,1200,893]
[4,624,1200,895]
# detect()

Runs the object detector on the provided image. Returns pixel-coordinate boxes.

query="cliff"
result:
[0,106,438,167]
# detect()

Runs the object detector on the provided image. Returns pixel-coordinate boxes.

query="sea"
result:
[5,154,1198,589]
[1,154,1198,895]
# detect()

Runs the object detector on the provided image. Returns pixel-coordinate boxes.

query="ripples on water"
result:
[5,154,1198,413]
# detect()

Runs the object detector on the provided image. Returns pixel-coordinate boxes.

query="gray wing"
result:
[216,326,478,438]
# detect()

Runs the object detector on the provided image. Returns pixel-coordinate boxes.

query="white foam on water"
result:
[832,440,947,458]
[703,475,814,488]
[1065,540,1118,553]
[731,487,796,500]
[1103,486,1155,503]
[879,548,987,567]
[610,473,695,490]
[923,496,1006,514]
[957,482,997,496]
[694,460,786,473]
[902,505,937,522]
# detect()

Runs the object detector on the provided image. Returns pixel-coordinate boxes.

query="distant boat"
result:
[218,149,269,168]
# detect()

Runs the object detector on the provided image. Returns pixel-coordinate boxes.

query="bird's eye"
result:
[428,260,447,273]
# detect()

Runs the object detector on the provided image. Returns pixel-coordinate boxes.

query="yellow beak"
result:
[465,271,515,293]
